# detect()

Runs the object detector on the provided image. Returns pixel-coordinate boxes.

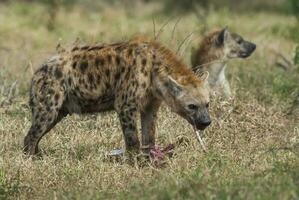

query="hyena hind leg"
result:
[24,84,67,156]
[24,107,67,156]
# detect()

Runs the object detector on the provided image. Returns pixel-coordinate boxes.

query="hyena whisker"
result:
[178,33,194,57]
[152,16,156,39]
[176,31,194,55]
[170,17,182,44]
[155,16,173,40]
[193,59,225,71]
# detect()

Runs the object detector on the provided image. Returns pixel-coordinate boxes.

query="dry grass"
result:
[0,1,298,199]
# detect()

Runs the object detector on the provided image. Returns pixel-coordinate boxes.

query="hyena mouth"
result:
[239,52,252,58]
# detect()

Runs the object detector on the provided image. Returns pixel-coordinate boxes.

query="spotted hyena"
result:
[24,35,211,156]
[191,27,256,98]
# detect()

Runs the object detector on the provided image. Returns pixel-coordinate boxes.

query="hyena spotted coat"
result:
[24,35,211,156]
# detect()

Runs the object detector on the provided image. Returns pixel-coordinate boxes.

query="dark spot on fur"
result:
[54,67,63,79]
[105,82,110,89]
[48,89,54,95]
[105,69,110,77]
[81,46,89,50]
[72,61,77,69]
[88,54,94,60]
[125,70,130,80]
[115,72,120,80]
[130,107,137,112]
[60,79,64,86]
[121,67,125,73]
[142,59,147,66]
[68,77,72,86]
[156,88,163,97]
[128,124,134,130]
[96,75,101,84]
[88,45,104,51]
[128,48,133,56]
[143,71,148,76]
[73,54,80,59]
[40,116,45,122]
[95,57,104,67]
[116,56,121,65]
[88,73,94,84]
[80,61,88,72]
[107,55,112,63]
[37,107,43,112]
[132,59,136,66]
[39,64,48,73]
[154,61,162,66]
[79,79,84,84]
[54,93,60,101]
[35,124,41,131]
[72,47,79,51]
[46,106,51,112]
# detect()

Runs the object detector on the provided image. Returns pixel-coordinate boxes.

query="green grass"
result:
[0,1,298,199]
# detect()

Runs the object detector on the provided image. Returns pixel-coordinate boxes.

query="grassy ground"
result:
[0,1,298,199]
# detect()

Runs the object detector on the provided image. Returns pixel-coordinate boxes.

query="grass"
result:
[0,1,298,199]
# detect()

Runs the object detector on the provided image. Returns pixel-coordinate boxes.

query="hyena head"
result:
[219,27,256,59]
[154,71,211,130]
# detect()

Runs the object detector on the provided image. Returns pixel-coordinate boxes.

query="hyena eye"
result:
[236,38,243,44]
[187,104,198,111]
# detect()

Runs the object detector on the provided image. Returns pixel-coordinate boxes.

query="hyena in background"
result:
[24,35,211,156]
[191,28,256,98]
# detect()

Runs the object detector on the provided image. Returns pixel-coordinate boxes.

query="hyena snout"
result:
[240,41,256,58]
[193,109,211,130]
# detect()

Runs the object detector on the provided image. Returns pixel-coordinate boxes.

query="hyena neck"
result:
[206,62,227,86]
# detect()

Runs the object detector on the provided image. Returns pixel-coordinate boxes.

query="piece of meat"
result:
[149,144,175,167]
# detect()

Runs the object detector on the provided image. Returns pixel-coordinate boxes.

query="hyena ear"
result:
[166,76,183,97]
[198,71,209,82]
[216,27,228,46]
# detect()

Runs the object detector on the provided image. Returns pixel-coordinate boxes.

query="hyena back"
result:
[24,35,211,156]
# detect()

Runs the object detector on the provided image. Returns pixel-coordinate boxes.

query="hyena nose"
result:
[201,120,211,127]
[251,44,256,52]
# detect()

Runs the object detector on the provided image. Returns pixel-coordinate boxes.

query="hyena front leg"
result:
[140,99,161,153]
[117,104,140,154]
[24,80,67,156]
